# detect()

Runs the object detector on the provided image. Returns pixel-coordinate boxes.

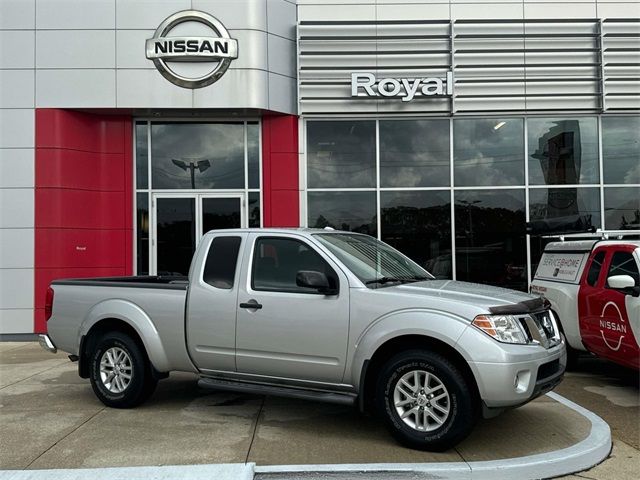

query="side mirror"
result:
[296,270,337,295]
[607,275,640,297]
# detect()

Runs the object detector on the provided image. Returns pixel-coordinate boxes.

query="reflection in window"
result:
[455,190,527,291]
[307,121,376,188]
[602,116,640,185]
[136,193,149,275]
[454,118,524,187]
[528,117,599,185]
[248,192,261,228]
[608,252,639,286]
[247,122,260,189]
[379,120,450,187]
[151,123,245,189]
[381,191,451,278]
[605,187,640,230]
[308,191,377,236]
[135,122,148,189]
[529,187,601,272]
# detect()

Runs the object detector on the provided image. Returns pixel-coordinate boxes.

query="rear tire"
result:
[89,331,157,408]
[375,350,478,451]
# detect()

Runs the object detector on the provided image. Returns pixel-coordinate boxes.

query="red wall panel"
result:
[262,115,299,227]
[34,109,133,333]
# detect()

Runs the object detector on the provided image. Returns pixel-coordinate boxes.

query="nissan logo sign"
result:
[145,10,238,89]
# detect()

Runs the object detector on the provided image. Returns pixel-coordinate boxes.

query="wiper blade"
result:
[365,275,433,286]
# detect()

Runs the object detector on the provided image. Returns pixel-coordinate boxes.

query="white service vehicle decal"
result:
[535,253,588,283]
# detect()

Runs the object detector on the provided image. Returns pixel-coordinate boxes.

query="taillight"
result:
[45,287,54,322]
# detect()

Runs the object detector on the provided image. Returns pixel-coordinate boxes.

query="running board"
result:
[197,376,357,406]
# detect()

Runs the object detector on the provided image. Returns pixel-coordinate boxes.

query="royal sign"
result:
[351,72,453,102]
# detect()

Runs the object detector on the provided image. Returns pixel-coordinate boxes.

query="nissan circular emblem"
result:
[145,10,238,89]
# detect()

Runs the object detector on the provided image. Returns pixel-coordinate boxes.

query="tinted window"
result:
[528,117,599,185]
[607,251,639,287]
[528,187,601,235]
[602,116,640,185]
[135,122,148,189]
[151,122,245,189]
[587,251,606,287]
[252,238,338,293]
[379,119,450,187]
[247,122,260,189]
[307,121,376,188]
[307,191,377,236]
[381,190,452,278]
[455,189,527,291]
[604,187,640,231]
[136,193,149,275]
[454,118,524,187]
[203,237,242,289]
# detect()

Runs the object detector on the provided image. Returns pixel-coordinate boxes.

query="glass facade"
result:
[135,120,261,275]
[306,116,640,291]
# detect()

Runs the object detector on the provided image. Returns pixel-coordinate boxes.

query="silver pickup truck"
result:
[40,229,566,451]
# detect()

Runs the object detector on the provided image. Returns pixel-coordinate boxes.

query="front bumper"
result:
[38,334,57,354]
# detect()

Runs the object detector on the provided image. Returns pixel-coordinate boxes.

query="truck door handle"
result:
[239,300,262,310]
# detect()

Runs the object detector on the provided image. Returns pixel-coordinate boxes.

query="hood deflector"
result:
[488,297,550,315]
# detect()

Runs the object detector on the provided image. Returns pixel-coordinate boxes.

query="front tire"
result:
[375,350,478,451]
[89,332,157,408]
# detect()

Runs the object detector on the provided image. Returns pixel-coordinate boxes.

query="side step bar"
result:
[198,376,357,406]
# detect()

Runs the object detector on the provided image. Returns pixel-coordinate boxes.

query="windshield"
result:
[314,233,434,288]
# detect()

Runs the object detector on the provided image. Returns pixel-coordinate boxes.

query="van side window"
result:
[586,251,606,287]
[607,251,639,287]
[203,236,242,289]
[252,237,339,293]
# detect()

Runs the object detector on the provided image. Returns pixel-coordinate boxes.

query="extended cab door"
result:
[578,245,640,369]
[186,232,247,372]
[235,233,350,384]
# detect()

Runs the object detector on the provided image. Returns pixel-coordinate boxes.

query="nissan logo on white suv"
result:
[145,10,238,89]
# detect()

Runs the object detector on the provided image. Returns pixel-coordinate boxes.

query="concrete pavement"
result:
[0,341,631,479]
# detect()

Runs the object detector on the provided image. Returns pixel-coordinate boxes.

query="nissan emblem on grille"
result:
[145,10,238,89]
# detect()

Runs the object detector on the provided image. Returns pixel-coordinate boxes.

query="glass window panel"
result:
[252,237,338,294]
[379,120,450,187]
[203,236,242,289]
[247,122,260,189]
[455,189,527,291]
[454,118,524,187]
[529,187,601,273]
[248,191,261,228]
[156,197,196,276]
[607,251,639,287]
[307,121,376,188]
[202,197,242,233]
[381,190,452,279]
[604,187,640,230]
[587,251,605,287]
[528,117,599,185]
[136,193,149,275]
[151,123,245,189]
[602,116,640,185]
[135,122,148,189]
[307,191,377,236]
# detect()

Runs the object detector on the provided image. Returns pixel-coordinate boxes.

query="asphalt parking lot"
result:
[0,341,638,479]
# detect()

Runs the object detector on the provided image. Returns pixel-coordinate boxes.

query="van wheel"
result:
[375,350,477,451]
[89,332,157,408]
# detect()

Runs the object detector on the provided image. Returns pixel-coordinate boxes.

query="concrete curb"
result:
[0,393,611,480]
[253,392,612,479]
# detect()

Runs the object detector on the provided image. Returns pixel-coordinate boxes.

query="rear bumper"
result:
[38,334,57,354]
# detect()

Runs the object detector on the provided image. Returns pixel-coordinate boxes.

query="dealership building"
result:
[0,0,638,335]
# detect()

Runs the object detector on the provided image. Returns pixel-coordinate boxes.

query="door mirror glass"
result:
[296,270,335,294]
[607,274,636,290]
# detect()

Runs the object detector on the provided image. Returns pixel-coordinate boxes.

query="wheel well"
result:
[360,335,480,414]
[78,318,147,378]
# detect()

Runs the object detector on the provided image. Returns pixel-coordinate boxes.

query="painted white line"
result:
[254,392,612,480]
[0,393,611,480]
[0,463,255,480]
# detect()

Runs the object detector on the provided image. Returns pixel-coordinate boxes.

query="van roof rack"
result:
[542,229,640,241]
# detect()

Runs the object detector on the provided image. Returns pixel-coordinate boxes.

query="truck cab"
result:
[531,236,640,370]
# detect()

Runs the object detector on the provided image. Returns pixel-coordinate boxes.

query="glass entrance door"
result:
[152,194,244,276]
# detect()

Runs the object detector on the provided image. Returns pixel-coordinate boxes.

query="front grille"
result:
[517,310,561,349]
[537,359,561,381]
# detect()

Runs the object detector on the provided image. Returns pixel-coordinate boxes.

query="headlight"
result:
[472,314,529,344]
